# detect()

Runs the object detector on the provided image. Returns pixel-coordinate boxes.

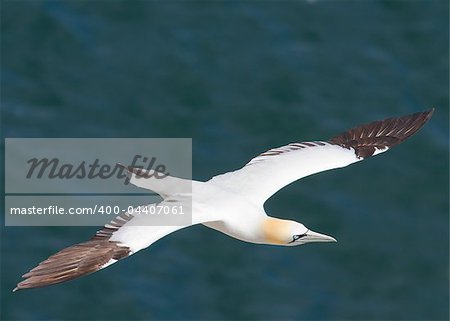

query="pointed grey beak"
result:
[304,229,337,243]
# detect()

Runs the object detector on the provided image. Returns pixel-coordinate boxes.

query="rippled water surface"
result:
[1,1,449,320]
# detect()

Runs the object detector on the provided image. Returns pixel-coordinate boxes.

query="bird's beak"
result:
[304,229,337,243]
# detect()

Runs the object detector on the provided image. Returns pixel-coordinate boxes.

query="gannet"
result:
[13,109,434,291]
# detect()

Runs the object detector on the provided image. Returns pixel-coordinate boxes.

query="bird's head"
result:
[262,217,337,246]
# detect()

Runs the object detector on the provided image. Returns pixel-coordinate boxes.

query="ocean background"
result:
[1,1,448,320]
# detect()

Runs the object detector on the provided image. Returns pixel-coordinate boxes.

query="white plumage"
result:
[14,109,433,291]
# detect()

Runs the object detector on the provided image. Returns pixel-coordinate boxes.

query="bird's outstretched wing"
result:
[209,109,434,205]
[14,200,215,291]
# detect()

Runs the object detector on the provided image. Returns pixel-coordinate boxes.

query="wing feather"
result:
[209,109,433,205]
[14,198,215,291]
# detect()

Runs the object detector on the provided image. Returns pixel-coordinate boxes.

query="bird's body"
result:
[14,109,434,291]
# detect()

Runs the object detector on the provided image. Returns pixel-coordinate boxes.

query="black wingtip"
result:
[329,109,434,159]
[14,240,131,291]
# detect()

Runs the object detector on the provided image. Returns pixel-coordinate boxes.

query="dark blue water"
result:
[1,1,448,320]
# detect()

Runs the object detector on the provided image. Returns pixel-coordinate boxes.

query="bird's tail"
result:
[119,164,193,199]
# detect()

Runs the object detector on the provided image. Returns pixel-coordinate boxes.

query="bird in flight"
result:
[14,109,434,291]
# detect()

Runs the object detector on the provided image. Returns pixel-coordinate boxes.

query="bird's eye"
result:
[289,234,306,243]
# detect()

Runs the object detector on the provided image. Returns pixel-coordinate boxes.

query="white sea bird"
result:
[14,109,434,291]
